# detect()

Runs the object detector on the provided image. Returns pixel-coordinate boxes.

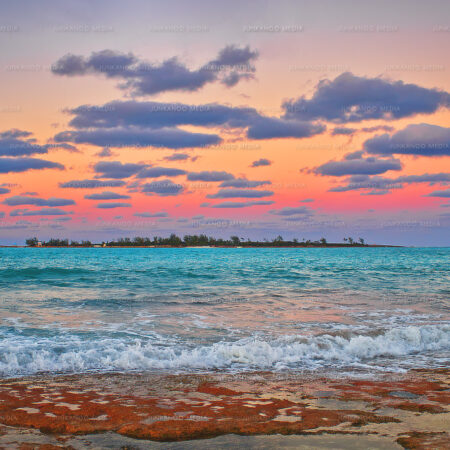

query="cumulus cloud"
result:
[10,208,72,216]
[59,179,126,188]
[364,123,450,156]
[210,200,274,208]
[187,171,234,182]
[0,187,10,194]
[141,179,184,196]
[251,158,271,167]
[426,188,450,197]
[0,129,77,157]
[58,99,327,146]
[316,153,402,176]
[3,196,75,206]
[55,127,220,150]
[137,167,187,178]
[96,202,132,208]
[207,188,273,199]
[0,157,64,173]
[84,191,130,200]
[283,72,450,123]
[65,100,257,129]
[52,45,258,96]
[94,161,146,179]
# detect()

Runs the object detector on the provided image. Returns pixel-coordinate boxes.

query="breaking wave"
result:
[1,324,448,377]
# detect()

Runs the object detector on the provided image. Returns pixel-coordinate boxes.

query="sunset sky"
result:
[0,0,449,245]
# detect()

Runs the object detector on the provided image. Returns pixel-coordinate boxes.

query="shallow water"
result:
[0,247,449,377]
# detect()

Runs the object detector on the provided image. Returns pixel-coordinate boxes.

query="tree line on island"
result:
[25,235,368,247]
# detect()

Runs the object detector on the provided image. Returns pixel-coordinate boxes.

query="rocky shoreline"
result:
[0,369,448,449]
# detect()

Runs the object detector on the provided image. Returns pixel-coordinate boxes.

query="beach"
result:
[0,369,448,448]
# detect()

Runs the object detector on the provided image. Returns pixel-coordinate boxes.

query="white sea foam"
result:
[0,324,448,377]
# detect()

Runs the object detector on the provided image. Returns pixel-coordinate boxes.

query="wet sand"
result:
[0,369,448,449]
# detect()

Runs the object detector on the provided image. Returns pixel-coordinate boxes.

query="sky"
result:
[0,0,449,245]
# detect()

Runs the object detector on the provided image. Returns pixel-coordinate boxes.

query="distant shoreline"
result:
[1,244,403,248]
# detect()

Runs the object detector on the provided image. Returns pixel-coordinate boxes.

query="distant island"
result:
[23,235,399,248]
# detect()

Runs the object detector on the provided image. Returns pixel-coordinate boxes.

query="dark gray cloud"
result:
[251,158,271,167]
[329,173,450,193]
[283,72,450,123]
[96,202,132,208]
[3,196,75,206]
[332,125,395,136]
[137,167,187,178]
[66,101,257,129]
[300,198,314,202]
[316,154,402,176]
[0,157,64,173]
[187,171,234,182]
[331,127,356,136]
[163,153,190,161]
[207,188,273,199]
[59,99,327,144]
[55,127,221,150]
[219,178,271,188]
[269,206,313,216]
[247,117,325,140]
[134,211,168,217]
[0,129,78,156]
[84,191,130,200]
[94,161,146,179]
[0,187,10,194]
[141,179,184,196]
[59,179,126,188]
[95,147,114,158]
[10,208,72,216]
[364,124,450,156]
[426,188,450,198]
[211,200,274,208]
[52,45,258,96]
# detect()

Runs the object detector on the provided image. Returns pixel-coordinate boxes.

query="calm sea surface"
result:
[0,247,449,377]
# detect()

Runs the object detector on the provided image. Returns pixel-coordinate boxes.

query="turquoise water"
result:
[0,247,449,377]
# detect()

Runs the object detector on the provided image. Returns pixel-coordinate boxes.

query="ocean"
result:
[0,247,449,378]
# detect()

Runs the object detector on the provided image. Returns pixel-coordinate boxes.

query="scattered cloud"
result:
[207,188,273,198]
[134,211,168,217]
[96,202,132,208]
[10,208,72,216]
[60,179,126,188]
[0,157,64,173]
[364,123,450,156]
[187,171,234,181]
[210,200,274,208]
[251,158,271,167]
[269,206,313,216]
[137,167,187,178]
[219,178,270,188]
[52,45,259,96]
[85,191,130,200]
[141,179,184,196]
[3,196,75,206]
[283,72,450,123]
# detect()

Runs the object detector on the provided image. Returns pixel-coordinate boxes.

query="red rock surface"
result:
[0,369,448,448]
